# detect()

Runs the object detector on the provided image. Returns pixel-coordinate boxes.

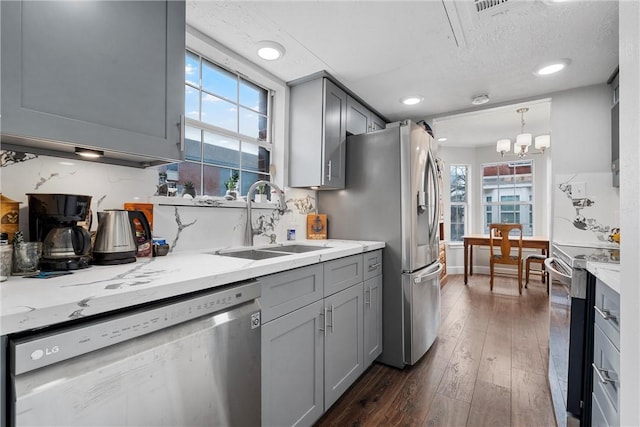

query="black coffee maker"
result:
[27,193,92,271]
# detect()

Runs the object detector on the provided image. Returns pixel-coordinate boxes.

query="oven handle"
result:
[544,257,572,280]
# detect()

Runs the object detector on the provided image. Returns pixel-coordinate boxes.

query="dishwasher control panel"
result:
[11,280,261,375]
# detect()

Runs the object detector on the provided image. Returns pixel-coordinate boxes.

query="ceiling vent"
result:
[474,0,510,16]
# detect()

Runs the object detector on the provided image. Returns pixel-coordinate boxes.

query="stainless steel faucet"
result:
[245,180,287,246]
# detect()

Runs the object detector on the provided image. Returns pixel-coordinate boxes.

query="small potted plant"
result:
[255,183,268,203]
[224,171,239,200]
[182,181,196,198]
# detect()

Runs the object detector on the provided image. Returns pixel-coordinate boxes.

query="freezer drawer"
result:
[402,262,442,365]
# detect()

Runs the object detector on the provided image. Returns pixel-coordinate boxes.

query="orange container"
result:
[124,203,153,257]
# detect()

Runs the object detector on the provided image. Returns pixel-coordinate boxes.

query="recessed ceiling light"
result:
[437,137,447,142]
[401,96,424,106]
[534,59,571,76]
[256,41,286,61]
[471,94,490,105]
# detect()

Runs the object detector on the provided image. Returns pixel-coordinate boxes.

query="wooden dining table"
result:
[463,234,550,284]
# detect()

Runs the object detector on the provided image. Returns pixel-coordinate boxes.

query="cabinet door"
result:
[322,79,347,188]
[262,300,324,427]
[371,114,386,132]
[1,1,184,163]
[364,275,383,367]
[324,283,364,409]
[346,96,369,135]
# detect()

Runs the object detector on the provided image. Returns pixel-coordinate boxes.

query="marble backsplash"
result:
[553,172,620,245]
[1,150,317,252]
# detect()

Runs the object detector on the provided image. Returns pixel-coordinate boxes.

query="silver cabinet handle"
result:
[178,114,185,153]
[327,160,332,181]
[328,305,334,332]
[365,286,371,307]
[368,262,381,271]
[592,363,615,385]
[319,307,327,336]
[595,305,618,322]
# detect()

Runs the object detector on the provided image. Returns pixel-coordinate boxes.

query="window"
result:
[449,165,468,242]
[481,160,534,236]
[159,50,273,197]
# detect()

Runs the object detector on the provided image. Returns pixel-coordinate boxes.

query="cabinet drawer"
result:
[592,323,619,426]
[363,250,383,281]
[324,254,363,296]
[592,391,610,427]
[260,264,324,323]
[594,278,620,350]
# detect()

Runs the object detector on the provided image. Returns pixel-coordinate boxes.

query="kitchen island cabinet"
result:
[0,0,185,167]
[289,77,347,189]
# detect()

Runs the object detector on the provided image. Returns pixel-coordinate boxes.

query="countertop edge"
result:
[587,261,620,294]
[1,240,385,335]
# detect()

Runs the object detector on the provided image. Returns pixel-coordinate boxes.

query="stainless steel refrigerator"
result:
[318,120,441,368]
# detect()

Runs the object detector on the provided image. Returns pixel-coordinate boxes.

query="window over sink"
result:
[157,49,273,197]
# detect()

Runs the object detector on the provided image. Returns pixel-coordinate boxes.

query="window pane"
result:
[203,165,236,197]
[241,172,269,196]
[202,60,237,102]
[241,141,270,172]
[450,205,465,242]
[185,85,200,120]
[184,126,202,161]
[240,80,268,114]
[203,132,239,168]
[239,107,268,140]
[176,161,202,196]
[185,51,199,87]
[201,93,238,132]
[450,165,467,203]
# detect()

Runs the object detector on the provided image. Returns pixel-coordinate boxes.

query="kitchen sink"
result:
[267,244,332,253]
[216,249,290,260]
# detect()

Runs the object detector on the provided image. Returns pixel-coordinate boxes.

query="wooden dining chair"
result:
[489,223,524,294]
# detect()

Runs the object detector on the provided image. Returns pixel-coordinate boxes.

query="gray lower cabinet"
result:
[1,0,185,166]
[364,275,383,367]
[261,252,381,426]
[324,282,364,409]
[262,299,324,427]
[592,278,620,427]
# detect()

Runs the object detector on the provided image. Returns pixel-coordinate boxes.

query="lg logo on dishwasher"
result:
[30,346,60,361]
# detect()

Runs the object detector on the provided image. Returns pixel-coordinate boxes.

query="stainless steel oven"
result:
[546,244,620,427]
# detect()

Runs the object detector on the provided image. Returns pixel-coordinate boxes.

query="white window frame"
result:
[449,164,469,242]
[481,160,534,236]
[185,25,288,191]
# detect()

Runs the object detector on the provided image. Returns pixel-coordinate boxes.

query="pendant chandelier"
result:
[496,107,550,158]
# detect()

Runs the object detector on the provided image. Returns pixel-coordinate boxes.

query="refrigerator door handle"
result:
[426,150,440,246]
[413,263,443,284]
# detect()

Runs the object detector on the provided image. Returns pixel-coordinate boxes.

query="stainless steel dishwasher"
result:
[7,280,261,427]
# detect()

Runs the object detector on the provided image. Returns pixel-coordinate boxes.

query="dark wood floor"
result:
[315,273,556,427]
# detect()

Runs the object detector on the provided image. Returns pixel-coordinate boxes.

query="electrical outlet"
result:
[572,182,586,200]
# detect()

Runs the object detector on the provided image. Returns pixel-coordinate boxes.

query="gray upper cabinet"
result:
[346,95,386,135]
[289,77,347,189]
[0,1,185,167]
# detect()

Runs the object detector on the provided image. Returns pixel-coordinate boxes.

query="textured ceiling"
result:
[186,0,619,148]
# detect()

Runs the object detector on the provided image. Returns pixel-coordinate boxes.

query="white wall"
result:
[619,1,640,424]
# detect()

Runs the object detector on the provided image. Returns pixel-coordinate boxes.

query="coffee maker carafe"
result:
[27,193,92,271]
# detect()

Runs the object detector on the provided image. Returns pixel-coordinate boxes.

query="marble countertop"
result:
[0,239,384,336]
[587,261,620,294]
